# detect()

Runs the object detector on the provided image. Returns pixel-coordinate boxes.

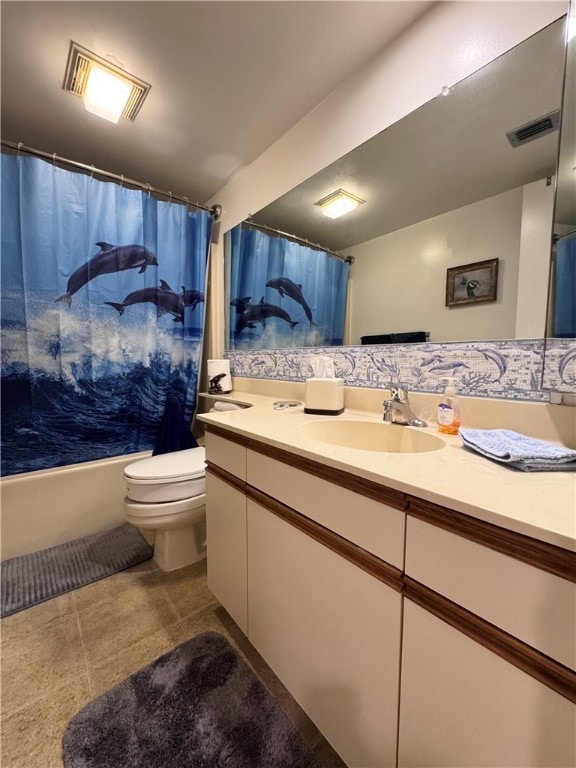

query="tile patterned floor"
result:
[0,556,346,767]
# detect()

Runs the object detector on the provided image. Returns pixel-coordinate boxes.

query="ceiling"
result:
[0,1,433,203]
[253,16,568,251]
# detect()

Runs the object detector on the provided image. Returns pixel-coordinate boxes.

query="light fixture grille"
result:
[315,188,365,208]
[64,42,150,121]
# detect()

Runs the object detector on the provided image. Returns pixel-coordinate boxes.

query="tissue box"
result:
[304,378,344,415]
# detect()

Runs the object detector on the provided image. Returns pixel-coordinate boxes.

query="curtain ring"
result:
[168,190,172,203]
[17,142,23,157]
[91,165,95,180]
[146,183,151,197]
[120,174,124,187]
[52,152,57,167]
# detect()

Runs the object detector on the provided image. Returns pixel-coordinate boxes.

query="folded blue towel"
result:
[459,428,576,472]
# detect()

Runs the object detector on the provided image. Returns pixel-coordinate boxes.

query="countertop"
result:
[197,392,576,552]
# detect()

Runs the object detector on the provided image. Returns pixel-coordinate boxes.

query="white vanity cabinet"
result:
[399,498,576,768]
[245,445,406,768]
[203,423,576,768]
[204,425,407,767]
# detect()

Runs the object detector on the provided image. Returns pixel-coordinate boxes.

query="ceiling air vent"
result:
[63,42,151,122]
[506,110,561,148]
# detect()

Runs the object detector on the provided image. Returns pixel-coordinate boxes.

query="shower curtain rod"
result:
[1,140,222,219]
[244,218,354,264]
[554,226,576,240]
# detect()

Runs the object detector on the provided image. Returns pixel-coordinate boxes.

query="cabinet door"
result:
[247,499,402,768]
[205,472,247,633]
[398,600,576,768]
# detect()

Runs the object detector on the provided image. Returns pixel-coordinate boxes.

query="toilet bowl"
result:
[123,447,207,572]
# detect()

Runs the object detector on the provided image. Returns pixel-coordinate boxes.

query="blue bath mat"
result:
[1,523,153,618]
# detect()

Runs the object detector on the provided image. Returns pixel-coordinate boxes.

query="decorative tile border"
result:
[226,339,576,402]
[541,339,576,393]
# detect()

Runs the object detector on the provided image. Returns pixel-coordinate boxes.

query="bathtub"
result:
[0,452,151,560]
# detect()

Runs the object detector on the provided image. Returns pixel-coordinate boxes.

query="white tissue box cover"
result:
[304,378,344,412]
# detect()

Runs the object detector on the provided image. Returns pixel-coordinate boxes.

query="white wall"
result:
[206,2,566,356]
[347,187,523,344]
[515,178,556,337]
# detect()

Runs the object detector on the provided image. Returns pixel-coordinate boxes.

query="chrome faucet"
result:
[383,386,427,427]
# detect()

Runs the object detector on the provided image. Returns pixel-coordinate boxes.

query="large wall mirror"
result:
[225,16,569,350]
[543,4,576,393]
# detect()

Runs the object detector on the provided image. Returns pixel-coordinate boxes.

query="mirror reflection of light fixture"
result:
[315,188,365,219]
[63,42,151,123]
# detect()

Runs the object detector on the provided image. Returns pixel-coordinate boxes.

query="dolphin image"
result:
[428,361,469,374]
[235,298,299,333]
[368,354,400,377]
[104,280,184,323]
[180,287,205,311]
[559,348,576,383]
[56,243,158,306]
[265,277,315,324]
[420,355,443,367]
[230,296,253,314]
[478,348,507,378]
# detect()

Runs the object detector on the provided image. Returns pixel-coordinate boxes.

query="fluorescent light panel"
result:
[315,188,365,219]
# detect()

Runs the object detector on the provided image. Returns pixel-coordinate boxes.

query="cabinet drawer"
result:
[205,432,246,480]
[247,450,405,568]
[405,516,576,669]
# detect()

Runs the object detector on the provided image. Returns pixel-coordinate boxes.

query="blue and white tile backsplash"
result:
[226,339,576,402]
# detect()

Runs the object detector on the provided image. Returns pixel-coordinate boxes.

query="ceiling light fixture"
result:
[63,42,151,123]
[83,65,133,123]
[315,188,365,219]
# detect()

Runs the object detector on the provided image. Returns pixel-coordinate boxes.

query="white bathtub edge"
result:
[0,452,151,560]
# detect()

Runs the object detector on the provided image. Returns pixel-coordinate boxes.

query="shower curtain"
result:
[553,232,576,338]
[227,224,349,349]
[1,153,213,477]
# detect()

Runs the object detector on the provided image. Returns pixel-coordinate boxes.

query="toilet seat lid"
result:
[124,447,206,482]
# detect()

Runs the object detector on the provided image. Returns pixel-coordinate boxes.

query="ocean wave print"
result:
[1,291,201,476]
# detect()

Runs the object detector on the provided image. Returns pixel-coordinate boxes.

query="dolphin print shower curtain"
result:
[1,153,212,477]
[227,224,349,349]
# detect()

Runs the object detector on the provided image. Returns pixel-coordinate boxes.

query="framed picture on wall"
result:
[446,258,499,306]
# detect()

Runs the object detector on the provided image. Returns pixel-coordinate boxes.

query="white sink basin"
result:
[300,420,445,453]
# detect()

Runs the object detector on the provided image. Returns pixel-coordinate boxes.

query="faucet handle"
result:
[390,385,408,403]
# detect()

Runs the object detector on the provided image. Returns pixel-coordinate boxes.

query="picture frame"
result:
[445,258,499,307]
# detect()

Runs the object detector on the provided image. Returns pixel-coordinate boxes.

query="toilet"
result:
[123,447,207,572]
